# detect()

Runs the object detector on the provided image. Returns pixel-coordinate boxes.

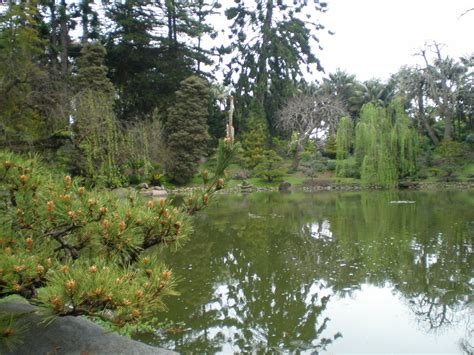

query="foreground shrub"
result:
[0,140,236,343]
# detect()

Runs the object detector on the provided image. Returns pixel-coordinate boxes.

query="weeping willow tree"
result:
[335,116,353,177]
[356,104,398,187]
[389,100,418,178]
[352,102,418,188]
[74,91,122,187]
[72,42,123,187]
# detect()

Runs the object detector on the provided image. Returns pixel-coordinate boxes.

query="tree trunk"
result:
[81,0,90,45]
[292,140,303,171]
[443,111,454,141]
[59,0,69,77]
[417,85,439,145]
[255,0,273,105]
[49,1,58,72]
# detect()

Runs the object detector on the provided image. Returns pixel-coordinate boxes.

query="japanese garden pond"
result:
[136,190,474,353]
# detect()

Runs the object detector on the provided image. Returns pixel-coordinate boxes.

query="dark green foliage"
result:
[104,0,218,121]
[207,87,227,149]
[105,1,165,121]
[164,76,210,184]
[323,135,337,159]
[434,140,467,179]
[0,4,47,140]
[76,43,115,96]
[335,117,353,177]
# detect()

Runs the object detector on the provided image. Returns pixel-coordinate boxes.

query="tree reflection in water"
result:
[136,191,473,353]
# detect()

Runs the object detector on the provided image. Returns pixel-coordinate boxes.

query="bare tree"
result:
[278,93,347,170]
[459,8,474,18]
[418,42,468,141]
[393,66,440,145]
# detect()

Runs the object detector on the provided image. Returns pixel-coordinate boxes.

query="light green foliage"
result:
[241,114,268,171]
[353,102,419,187]
[73,42,123,187]
[255,150,285,182]
[356,104,398,187]
[185,139,240,215]
[388,100,418,177]
[0,152,187,328]
[122,118,166,185]
[74,92,122,187]
[335,157,359,179]
[164,76,210,185]
[0,142,235,340]
[335,117,353,177]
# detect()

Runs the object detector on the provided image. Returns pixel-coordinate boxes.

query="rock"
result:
[0,301,175,355]
[137,183,149,190]
[140,189,153,197]
[152,189,168,198]
[278,181,292,191]
[398,181,419,189]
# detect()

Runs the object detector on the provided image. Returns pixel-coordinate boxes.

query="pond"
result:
[136,190,474,353]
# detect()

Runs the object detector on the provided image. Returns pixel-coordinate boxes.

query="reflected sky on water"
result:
[135,190,474,354]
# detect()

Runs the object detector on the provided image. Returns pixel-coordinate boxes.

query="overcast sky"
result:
[315,0,474,81]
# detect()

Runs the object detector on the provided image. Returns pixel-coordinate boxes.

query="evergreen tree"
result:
[207,85,227,149]
[105,0,218,121]
[0,142,236,343]
[241,110,268,171]
[224,0,329,133]
[164,76,210,184]
[76,43,115,96]
[105,1,162,121]
[0,3,47,141]
[255,149,285,182]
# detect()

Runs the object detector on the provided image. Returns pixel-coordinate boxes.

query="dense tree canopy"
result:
[224,0,330,134]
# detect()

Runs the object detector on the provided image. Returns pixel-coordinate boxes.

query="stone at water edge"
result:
[152,189,168,197]
[0,301,175,355]
[278,181,292,191]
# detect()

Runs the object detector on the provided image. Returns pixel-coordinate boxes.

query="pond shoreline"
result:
[166,180,474,194]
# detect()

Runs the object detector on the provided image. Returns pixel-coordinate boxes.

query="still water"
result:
[137,191,474,353]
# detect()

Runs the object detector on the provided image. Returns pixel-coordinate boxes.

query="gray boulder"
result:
[137,183,149,190]
[278,181,292,191]
[0,301,175,355]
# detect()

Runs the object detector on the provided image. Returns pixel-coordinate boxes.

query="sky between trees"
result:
[204,0,473,83]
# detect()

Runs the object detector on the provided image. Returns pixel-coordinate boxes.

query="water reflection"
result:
[136,191,474,353]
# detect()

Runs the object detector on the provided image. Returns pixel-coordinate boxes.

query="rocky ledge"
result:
[0,301,175,355]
